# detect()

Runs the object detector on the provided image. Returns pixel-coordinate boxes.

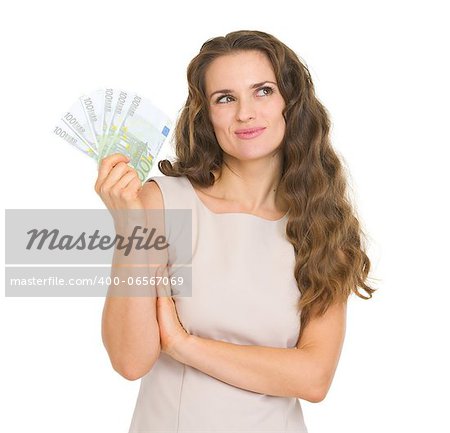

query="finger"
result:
[155,266,163,297]
[100,162,134,193]
[109,172,142,209]
[110,173,143,210]
[95,153,130,192]
[110,170,139,195]
[125,177,143,195]
[155,265,171,298]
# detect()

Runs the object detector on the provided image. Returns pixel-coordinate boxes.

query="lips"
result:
[234,127,266,140]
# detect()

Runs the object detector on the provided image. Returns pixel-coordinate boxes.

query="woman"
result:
[96,30,376,433]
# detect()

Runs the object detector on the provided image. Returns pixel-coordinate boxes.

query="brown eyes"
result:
[216,95,234,104]
[215,86,275,104]
[256,86,274,97]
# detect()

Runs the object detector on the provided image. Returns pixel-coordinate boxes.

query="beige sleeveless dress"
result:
[128,174,308,433]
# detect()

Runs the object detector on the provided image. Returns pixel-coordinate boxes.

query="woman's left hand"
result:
[155,265,190,360]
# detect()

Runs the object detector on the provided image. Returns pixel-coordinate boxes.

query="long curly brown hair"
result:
[158,30,377,339]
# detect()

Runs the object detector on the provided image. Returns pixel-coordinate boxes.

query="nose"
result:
[235,97,256,122]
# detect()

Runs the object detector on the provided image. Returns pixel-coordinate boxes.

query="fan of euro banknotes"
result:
[53,88,172,182]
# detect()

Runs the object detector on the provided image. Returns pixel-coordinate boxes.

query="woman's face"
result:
[204,50,286,162]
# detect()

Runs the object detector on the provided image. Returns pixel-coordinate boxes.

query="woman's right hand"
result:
[95,153,145,232]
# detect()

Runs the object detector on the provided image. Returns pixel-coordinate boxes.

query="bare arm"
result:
[97,154,167,380]
[170,301,347,402]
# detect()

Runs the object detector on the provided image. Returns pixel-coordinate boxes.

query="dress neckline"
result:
[183,176,289,223]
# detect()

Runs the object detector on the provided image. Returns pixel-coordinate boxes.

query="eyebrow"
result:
[209,81,278,99]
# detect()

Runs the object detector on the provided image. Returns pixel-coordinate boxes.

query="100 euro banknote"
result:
[53,109,98,159]
[101,94,171,180]
[53,88,172,181]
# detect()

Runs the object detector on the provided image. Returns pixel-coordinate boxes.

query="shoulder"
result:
[140,175,189,210]
[139,178,164,210]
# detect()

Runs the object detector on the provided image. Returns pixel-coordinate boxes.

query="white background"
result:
[1,0,449,432]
